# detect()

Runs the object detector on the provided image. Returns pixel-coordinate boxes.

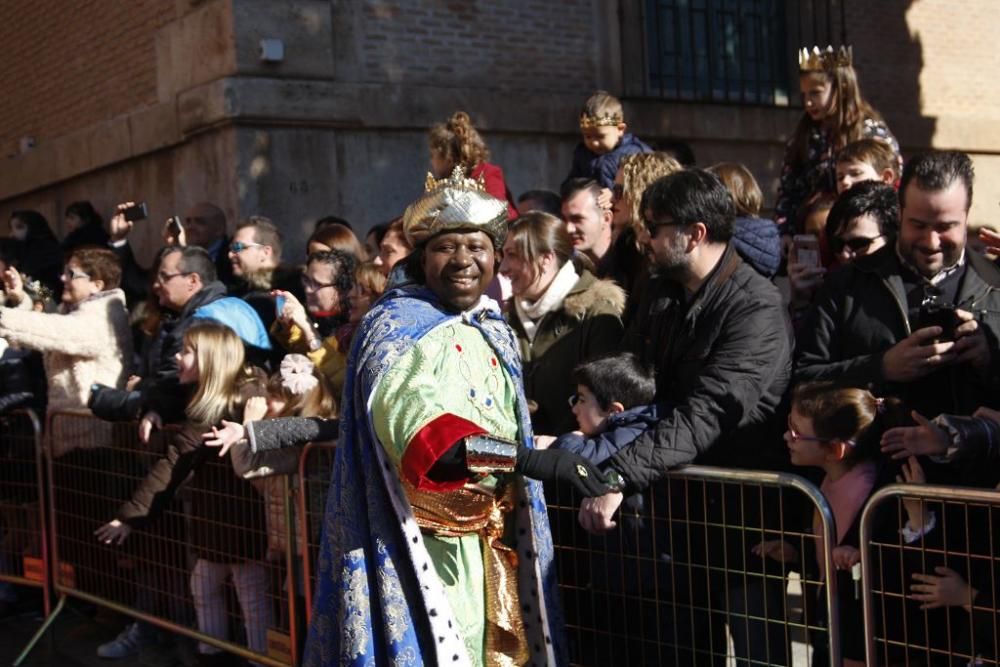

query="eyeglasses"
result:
[830,234,884,255]
[229,241,264,254]
[301,276,337,292]
[156,271,191,284]
[611,183,624,202]
[62,268,90,281]
[643,217,689,236]
[786,417,832,444]
[786,417,856,447]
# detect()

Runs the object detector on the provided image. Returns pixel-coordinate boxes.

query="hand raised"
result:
[202,420,246,458]
[243,396,268,423]
[109,203,134,242]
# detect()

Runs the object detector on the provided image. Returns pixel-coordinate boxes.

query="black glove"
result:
[87,384,143,422]
[515,447,611,497]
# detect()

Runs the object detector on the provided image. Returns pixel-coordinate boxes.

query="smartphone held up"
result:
[793,234,821,269]
[121,202,149,223]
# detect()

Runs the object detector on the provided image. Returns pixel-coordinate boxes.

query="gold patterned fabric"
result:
[402,166,509,249]
[403,478,529,666]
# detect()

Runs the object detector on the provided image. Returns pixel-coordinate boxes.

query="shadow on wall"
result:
[852,0,934,159]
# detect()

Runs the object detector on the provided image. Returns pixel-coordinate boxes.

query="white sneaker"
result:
[97,621,150,659]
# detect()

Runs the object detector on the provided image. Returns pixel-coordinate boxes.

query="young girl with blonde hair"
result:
[96,322,273,664]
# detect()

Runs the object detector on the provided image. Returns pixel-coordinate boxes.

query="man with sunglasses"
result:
[796,151,1000,422]
[227,216,303,359]
[577,168,793,665]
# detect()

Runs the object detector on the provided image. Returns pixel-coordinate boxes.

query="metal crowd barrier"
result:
[0,409,49,612]
[295,441,337,625]
[18,410,299,667]
[861,483,1000,666]
[24,409,1000,667]
[545,465,841,667]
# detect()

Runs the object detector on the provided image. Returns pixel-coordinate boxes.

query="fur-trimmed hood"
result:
[561,270,626,320]
[508,268,626,435]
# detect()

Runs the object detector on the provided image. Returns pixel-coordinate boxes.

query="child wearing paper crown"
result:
[566,90,652,189]
[775,46,900,236]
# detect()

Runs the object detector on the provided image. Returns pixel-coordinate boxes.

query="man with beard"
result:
[576,168,792,665]
[795,150,999,421]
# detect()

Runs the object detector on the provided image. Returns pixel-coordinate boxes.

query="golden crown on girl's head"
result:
[579,111,623,129]
[799,45,853,72]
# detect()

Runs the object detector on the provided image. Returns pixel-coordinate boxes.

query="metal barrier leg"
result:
[11,593,66,667]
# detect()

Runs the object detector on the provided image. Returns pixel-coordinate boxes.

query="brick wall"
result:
[0,0,176,157]
[339,0,599,92]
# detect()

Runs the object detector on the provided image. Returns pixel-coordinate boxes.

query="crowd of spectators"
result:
[3,45,1000,666]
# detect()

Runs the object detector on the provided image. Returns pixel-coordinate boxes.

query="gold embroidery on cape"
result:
[341,560,371,660]
[377,541,412,644]
[403,478,529,667]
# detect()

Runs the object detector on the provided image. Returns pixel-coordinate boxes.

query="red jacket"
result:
[471,162,518,220]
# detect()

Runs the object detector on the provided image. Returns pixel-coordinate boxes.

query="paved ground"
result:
[0,591,199,667]
[1,583,811,666]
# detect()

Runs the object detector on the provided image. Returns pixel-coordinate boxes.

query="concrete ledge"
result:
[0,100,183,201]
[4,74,999,202]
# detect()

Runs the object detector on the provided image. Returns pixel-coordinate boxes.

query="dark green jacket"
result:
[506,270,626,436]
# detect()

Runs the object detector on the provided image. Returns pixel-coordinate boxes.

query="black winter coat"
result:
[607,244,792,490]
[794,244,1000,418]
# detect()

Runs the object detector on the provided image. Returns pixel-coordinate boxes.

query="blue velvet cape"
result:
[303,284,565,666]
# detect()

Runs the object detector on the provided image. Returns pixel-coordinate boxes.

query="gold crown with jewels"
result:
[402,166,509,248]
[579,111,623,129]
[798,45,853,72]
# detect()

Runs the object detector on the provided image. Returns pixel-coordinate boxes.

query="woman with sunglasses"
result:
[789,181,899,331]
[824,181,898,265]
[499,211,625,436]
[752,381,910,667]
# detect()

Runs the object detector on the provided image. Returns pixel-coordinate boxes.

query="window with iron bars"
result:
[638,0,845,106]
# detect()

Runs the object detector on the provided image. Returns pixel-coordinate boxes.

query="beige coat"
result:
[0,289,133,455]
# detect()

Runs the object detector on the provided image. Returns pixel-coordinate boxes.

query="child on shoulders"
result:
[566,90,652,190]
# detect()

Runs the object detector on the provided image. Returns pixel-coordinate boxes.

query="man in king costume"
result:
[304,168,613,666]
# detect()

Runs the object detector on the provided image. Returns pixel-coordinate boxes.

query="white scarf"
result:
[514,261,579,342]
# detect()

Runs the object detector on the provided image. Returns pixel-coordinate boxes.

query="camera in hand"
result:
[917,298,959,342]
[122,202,149,222]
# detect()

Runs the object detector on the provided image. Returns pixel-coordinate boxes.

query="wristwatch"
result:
[603,469,627,493]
